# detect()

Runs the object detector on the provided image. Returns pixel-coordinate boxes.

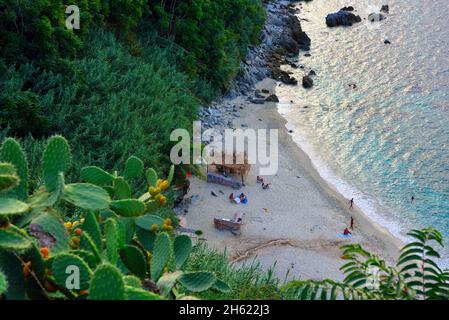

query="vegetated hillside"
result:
[0,0,266,181]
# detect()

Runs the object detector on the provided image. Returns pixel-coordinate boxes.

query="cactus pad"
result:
[0,251,25,299]
[146,168,158,187]
[135,225,156,251]
[30,212,69,253]
[80,166,114,186]
[81,211,102,254]
[110,199,145,217]
[113,177,132,199]
[173,235,192,269]
[150,232,171,280]
[51,253,92,290]
[89,264,125,300]
[0,198,30,216]
[125,286,162,300]
[212,279,231,293]
[124,275,142,288]
[124,156,144,180]
[0,228,32,250]
[178,272,216,292]
[0,270,7,295]
[119,245,147,279]
[157,271,182,297]
[0,138,29,199]
[134,214,165,231]
[167,165,175,185]
[62,183,111,211]
[71,250,98,270]
[41,136,72,192]
[105,219,119,265]
[0,164,20,193]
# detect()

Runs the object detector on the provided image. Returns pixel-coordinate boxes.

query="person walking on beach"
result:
[411,195,415,203]
[350,216,354,230]
[349,198,354,209]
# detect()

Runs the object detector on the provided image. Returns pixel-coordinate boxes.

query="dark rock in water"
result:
[326,10,362,27]
[302,75,314,88]
[368,12,385,22]
[279,15,311,54]
[261,89,270,94]
[384,39,391,44]
[288,130,294,133]
[265,94,279,102]
[304,53,311,57]
[341,6,355,12]
[381,5,389,13]
[308,70,316,76]
[251,98,265,105]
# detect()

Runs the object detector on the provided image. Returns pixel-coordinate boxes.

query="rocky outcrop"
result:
[265,94,279,102]
[380,5,389,13]
[326,10,362,27]
[368,12,385,22]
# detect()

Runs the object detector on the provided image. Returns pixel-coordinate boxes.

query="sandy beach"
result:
[178,78,403,282]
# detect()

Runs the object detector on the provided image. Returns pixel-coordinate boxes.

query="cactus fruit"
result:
[134,214,164,231]
[178,271,217,292]
[113,177,132,199]
[0,228,32,250]
[62,183,110,211]
[0,138,29,199]
[40,247,49,259]
[124,156,144,180]
[89,264,125,300]
[105,219,119,265]
[150,232,171,281]
[51,253,92,290]
[80,211,102,254]
[119,245,147,279]
[41,136,72,192]
[146,168,158,187]
[80,166,114,186]
[148,186,161,197]
[173,235,192,269]
[110,199,145,217]
[0,198,30,216]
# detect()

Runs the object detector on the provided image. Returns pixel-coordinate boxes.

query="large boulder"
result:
[302,76,314,88]
[326,10,362,27]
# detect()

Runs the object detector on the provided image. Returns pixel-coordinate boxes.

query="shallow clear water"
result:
[276,0,449,262]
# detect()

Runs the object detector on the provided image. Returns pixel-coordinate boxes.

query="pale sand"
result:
[181,78,403,282]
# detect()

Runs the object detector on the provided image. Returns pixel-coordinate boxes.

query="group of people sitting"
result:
[229,192,248,204]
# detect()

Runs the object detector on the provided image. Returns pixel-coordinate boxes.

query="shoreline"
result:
[180,78,403,281]
[179,1,404,281]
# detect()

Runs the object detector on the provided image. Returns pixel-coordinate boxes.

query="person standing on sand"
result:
[411,195,415,203]
[350,216,354,230]
[349,198,354,209]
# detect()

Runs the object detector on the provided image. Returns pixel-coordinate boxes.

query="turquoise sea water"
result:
[276,0,449,262]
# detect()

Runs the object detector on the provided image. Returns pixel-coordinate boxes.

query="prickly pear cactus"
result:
[41,136,72,192]
[0,138,29,199]
[124,156,144,180]
[178,271,217,292]
[157,271,182,297]
[113,177,132,199]
[173,235,192,269]
[212,279,231,293]
[119,245,147,279]
[30,212,69,253]
[80,211,102,254]
[0,270,7,295]
[124,275,142,288]
[51,253,93,290]
[125,286,162,300]
[89,263,126,300]
[167,165,175,185]
[146,168,158,187]
[134,214,165,231]
[62,183,110,211]
[80,166,114,186]
[80,232,102,263]
[105,218,119,265]
[0,228,32,250]
[0,162,20,193]
[0,250,25,299]
[0,198,30,216]
[150,232,171,280]
[110,199,145,217]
